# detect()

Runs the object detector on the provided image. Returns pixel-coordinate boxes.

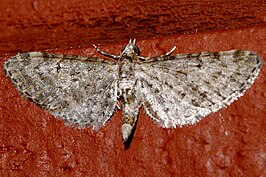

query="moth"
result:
[4,39,263,145]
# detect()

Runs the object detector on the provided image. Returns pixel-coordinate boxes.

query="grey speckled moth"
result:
[4,39,263,146]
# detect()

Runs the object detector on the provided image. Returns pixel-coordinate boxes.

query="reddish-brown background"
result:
[1,1,266,176]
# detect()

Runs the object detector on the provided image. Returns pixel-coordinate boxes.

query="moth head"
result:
[121,39,140,57]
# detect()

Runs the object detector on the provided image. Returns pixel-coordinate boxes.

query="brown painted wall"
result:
[1,0,266,176]
[0,0,265,54]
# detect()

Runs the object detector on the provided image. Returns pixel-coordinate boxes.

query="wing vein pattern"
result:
[5,52,118,129]
[136,50,263,127]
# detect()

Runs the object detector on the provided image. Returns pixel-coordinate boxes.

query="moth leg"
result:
[116,100,122,110]
[138,56,150,61]
[93,44,120,60]
[138,46,176,61]
[160,46,176,57]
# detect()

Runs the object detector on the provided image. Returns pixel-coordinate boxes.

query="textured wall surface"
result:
[1,0,266,176]
[0,0,265,54]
